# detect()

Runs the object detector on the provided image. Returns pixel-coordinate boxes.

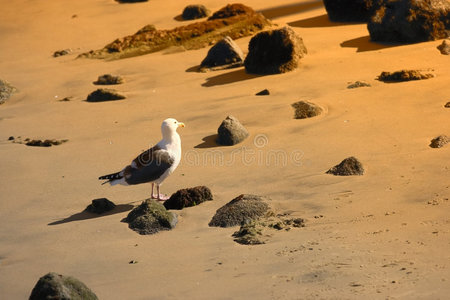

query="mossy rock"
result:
[124,200,177,235]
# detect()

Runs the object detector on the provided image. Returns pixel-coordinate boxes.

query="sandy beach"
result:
[0,0,449,298]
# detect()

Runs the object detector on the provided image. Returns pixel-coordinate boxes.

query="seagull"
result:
[99,118,185,200]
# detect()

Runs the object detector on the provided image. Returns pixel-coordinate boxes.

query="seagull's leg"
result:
[151,183,156,199]
[156,184,169,201]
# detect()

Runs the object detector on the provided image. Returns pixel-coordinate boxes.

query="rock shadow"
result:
[340,35,400,52]
[194,134,220,148]
[202,68,263,87]
[259,0,323,19]
[289,14,357,28]
[48,204,134,225]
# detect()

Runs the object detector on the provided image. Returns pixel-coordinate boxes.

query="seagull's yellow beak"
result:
[178,122,185,128]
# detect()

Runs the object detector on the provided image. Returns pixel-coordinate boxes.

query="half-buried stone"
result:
[244,26,307,75]
[437,39,450,55]
[87,88,126,102]
[199,36,244,71]
[209,194,270,227]
[216,115,249,146]
[164,186,213,210]
[429,135,449,148]
[377,70,434,82]
[85,198,116,214]
[291,101,322,119]
[326,156,365,176]
[0,79,17,105]
[182,4,210,20]
[94,74,124,85]
[124,200,177,235]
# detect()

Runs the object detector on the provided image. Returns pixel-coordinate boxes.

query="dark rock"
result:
[216,115,249,146]
[0,79,17,105]
[445,102,450,108]
[209,194,270,227]
[135,24,156,35]
[437,39,450,54]
[256,89,270,95]
[86,89,125,102]
[94,74,124,85]
[124,200,177,235]
[232,222,265,245]
[244,26,307,74]
[182,4,210,20]
[291,101,323,119]
[326,156,365,176]
[85,198,116,214]
[368,0,450,43]
[200,36,244,71]
[79,4,271,60]
[53,49,72,57]
[429,135,449,148]
[164,186,213,210]
[377,70,434,82]
[25,139,68,147]
[323,0,379,22]
[347,81,371,88]
[8,136,14,141]
[29,272,98,300]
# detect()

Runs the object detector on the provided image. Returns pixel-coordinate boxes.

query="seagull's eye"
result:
[174,121,177,124]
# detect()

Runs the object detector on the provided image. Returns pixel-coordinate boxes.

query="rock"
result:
[368,0,450,43]
[377,70,434,82]
[429,135,449,148]
[85,198,116,214]
[79,4,271,60]
[445,102,450,108]
[86,89,125,102]
[0,79,17,105]
[199,36,244,71]
[232,222,266,245]
[53,49,72,57]
[94,74,124,85]
[256,89,270,95]
[216,115,249,146]
[244,26,307,74]
[323,0,378,22]
[29,272,98,300]
[209,194,270,227]
[291,101,322,119]
[164,186,213,210]
[182,4,210,20]
[135,24,156,34]
[437,39,450,54]
[8,136,14,141]
[25,139,68,147]
[347,81,371,88]
[326,156,365,176]
[124,200,177,235]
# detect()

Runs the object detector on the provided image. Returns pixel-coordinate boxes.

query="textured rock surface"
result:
[200,36,244,71]
[368,0,450,43]
[216,115,249,146]
[25,139,68,147]
[291,101,323,119]
[437,39,450,54]
[86,89,126,102]
[85,198,116,214]
[244,26,307,74]
[429,135,449,148]
[79,4,271,60]
[347,81,371,88]
[0,79,17,105]
[326,157,365,176]
[377,70,434,82]
[323,0,378,22]
[53,49,72,57]
[29,272,98,300]
[124,200,177,235]
[182,4,210,20]
[94,74,124,85]
[209,194,270,227]
[164,186,213,210]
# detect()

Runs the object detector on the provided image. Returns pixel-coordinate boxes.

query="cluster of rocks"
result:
[377,70,434,82]
[8,136,68,147]
[0,79,17,105]
[324,0,450,44]
[79,4,272,60]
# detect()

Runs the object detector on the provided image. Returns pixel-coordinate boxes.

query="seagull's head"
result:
[161,118,185,137]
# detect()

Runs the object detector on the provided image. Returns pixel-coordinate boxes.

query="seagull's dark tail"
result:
[99,172,123,185]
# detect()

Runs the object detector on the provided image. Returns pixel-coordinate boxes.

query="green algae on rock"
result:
[79,4,272,60]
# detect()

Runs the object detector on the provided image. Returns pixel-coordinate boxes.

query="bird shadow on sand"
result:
[48,204,134,225]
[202,68,263,87]
[340,35,401,52]
[194,134,220,148]
[259,0,323,19]
[288,14,357,28]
